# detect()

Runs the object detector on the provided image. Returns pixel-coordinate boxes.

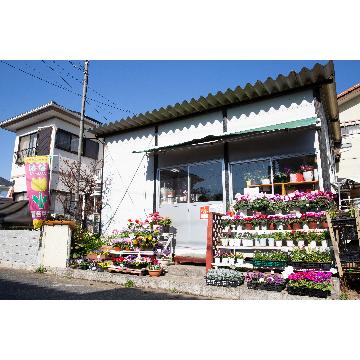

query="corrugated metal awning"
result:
[93,62,335,137]
[133,117,317,154]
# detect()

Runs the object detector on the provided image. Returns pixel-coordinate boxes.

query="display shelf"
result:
[109,250,155,256]
[218,246,286,251]
[212,262,254,269]
[249,180,319,195]
[222,229,327,234]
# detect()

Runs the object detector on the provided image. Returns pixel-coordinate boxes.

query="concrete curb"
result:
[46,267,340,300]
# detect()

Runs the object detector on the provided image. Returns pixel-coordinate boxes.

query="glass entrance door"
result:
[158,160,224,257]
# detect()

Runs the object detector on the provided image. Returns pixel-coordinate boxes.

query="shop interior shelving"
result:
[249,180,319,195]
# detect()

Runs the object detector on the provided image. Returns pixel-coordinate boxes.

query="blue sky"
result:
[1,60,359,179]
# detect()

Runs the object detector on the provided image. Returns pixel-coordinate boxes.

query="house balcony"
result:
[14,147,37,165]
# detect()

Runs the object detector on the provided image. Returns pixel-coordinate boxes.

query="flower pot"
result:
[275,240,283,247]
[303,170,314,182]
[214,257,221,265]
[113,247,121,252]
[255,238,261,247]
[297,240,305,248]
[292,223,302,230]
[148,269,162,277]
[284,224,292,230]
[261,178,271,185]
[268,238,275,247]
[229,239,235,247]
[307,221,318,229]
[228,258,235,265]
[254,225,260,231]
[321,221,328,229]
[321,240,328,248]
[268,223,276,230]
[260,238,267,247]
[302,223,309,230]
[237,225,243,231]
[221,258,229,265]
[244,223,254,230]
[286,240,294,247]
[236,259,244,265]
[277,224,284,231]
[260,224,267,230]
[242,239,253,247]
[290,173,304,182]
[234,239,241,247]
[309,240,317,249]
[162,225,170,233]
[221,238,228,247]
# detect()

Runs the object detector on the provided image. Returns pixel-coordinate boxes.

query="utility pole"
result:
[75,60,89,222]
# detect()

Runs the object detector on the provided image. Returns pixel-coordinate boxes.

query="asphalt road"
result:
[0,268,205,300]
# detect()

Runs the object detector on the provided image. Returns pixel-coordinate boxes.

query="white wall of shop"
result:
[339,94,360,123]
[101,128,155,234]
[227,89,316,133]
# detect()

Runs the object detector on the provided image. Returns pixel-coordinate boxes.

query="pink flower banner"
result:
[24,156,50,227]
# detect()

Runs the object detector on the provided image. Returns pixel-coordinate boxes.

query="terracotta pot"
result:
[292,223,302,230]
[113,247,121,252]
[284,224,292,230]
[244,223,254,230]
[268,223,276,230]
[321,221,329,229]
[308,221,318,229]
[148,269,162,277]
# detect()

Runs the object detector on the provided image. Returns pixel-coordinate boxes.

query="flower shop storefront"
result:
[152,121,328,260]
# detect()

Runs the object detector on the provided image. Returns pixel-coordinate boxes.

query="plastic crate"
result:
[291,262,332,271]
[252,260,287,269]
[287,286,331,298]
[247,282,285,292]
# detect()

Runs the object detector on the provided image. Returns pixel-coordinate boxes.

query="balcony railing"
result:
[15,147,37,165]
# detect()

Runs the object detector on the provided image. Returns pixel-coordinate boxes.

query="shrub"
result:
[71,225,105,259]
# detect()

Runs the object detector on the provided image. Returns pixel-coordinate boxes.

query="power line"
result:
[68,60,83,72]
[0,60,135,116]
[53,60,135,116]
[41,60,73,89]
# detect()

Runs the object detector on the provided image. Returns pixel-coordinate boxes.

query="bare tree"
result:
[56,159,105,225]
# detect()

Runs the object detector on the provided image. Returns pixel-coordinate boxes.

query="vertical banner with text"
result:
[24,156,50,228]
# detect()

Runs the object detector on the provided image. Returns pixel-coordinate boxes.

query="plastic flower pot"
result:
[321,221,329,229]
[255,238,261,247]
[234,239,241,247]
[302,224,309,230]
[229,239,235,247]
[297,240,305,248]
[221,258,229,265]
[236,259,244,265]
[290,173,304,182]
[303,170,314,182]
[268,223,276,230]
[254,225,260,231]
[237,225,243,231]
[275,240,283,247]
[228,258,235,265]
[260,238,267,247]
[242,239,253,247]
[277,224,284,230]
[284,224,292,230]
[268,238,275,247]
[215,257,221,265]
[292,223,302,230]
[321,240,328,248]
[113,247,121,252]
[308,221,318,229]
[286,240,294,247]
[244,223,254,230]
[221,238,229,247]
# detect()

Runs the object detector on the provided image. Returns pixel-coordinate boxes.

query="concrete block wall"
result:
[0,230,41,268]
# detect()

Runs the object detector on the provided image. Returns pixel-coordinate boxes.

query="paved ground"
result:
[0,268,206,300]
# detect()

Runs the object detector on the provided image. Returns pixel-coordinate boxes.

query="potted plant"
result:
[214,256,221,265]
[245,271,286,292]
[252,250,289,269]
[221,238,229,247]
[205,268,245,287]
[228,252,236,265]
[268,236,275,247]
[274,232,284,247]
[147,263,163,277]
[289,248,332,270]
[221,252,231,265]
[300,165,315,182]
[287,271,332,298]
[289,171,304,183]
[241,233,254,247]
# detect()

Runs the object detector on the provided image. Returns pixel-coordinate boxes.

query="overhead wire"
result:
[41,60,73,89]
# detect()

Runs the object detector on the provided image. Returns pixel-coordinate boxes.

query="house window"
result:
[231,154,319,197]
[159,161,223,205]
[55,129,99,159]
[16,132,38,164]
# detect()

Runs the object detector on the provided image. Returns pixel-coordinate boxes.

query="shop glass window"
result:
[231,160,271,196]
[189,162,223,202]
[159,166,188,205]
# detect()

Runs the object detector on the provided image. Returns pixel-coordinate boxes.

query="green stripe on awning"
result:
[133,117,317,154]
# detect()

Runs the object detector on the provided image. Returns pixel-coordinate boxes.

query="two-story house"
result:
[0,101,103,215]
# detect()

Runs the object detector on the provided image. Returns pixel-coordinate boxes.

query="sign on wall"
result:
[200,206,209,220]
[24,156,50,228]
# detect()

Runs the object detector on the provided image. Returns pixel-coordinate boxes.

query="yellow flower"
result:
[33,219,44,229]
[31,177,47,192]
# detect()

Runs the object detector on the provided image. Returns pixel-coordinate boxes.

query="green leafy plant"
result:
[71,225,105,259]
[253,251,289,261]
[35,265,47,273]
[124,279,135,288]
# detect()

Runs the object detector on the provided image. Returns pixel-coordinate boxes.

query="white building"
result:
[93,61,341,261]
[0,101,103,214]
[337,83,360,198]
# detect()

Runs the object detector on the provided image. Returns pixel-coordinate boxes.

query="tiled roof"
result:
[337,83,360,99]
[93,61,335,137]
